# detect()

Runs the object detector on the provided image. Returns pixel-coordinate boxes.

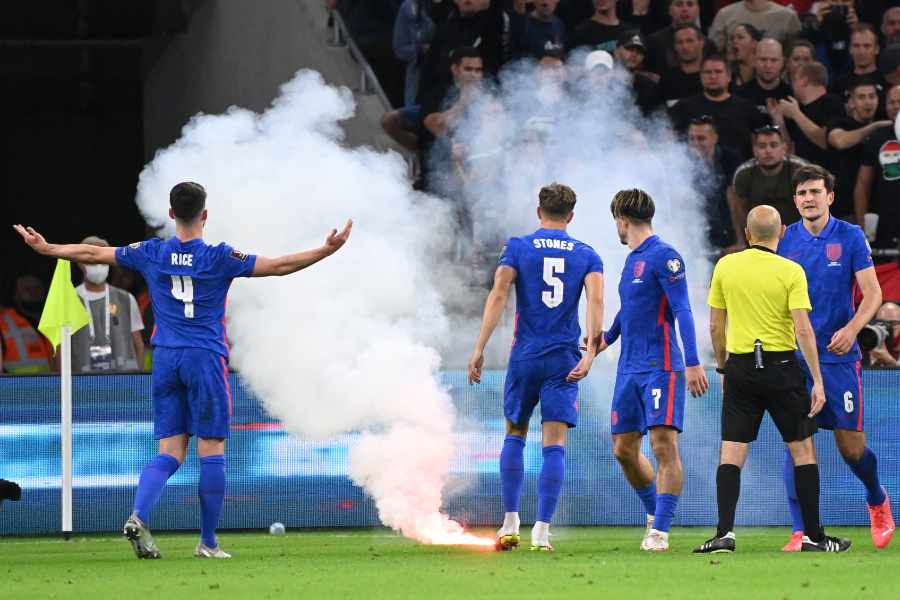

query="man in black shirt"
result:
[779,61,845,170]
[826,79,894,219]
[645,0,716,75]
[614,31,664,114]
[670,54,767,158]
[659,24,705,105]
[831,24,888,103]
[509,0,568,60]
[568,0,631,53]
[688,116,743,253]
[855,84,900,250]
[736,38,792,116]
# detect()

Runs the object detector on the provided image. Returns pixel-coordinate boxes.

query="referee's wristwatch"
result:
[715,367,726,375]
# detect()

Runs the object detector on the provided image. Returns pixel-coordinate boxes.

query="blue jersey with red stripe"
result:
[607,235,692,374]
[115,237,256,358]
[777,216,873,363]
[498,228,603,361]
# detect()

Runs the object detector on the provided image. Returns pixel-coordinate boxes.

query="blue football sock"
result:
[536,445,565,523]
[133,454,181,524]
[635,482,657,517]
[783,446,804,532]
[654,493,679,532]
[199,455,226,548]
[847,447,885,506]
[500,435,526,513]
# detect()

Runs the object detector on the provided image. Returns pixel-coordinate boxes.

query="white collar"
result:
[76,283,109,301]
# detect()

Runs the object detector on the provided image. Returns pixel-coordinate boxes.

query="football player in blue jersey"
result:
[599,189,708,552]
[15,182,352,559]
[467,183,605,552]
[777,164,894,551]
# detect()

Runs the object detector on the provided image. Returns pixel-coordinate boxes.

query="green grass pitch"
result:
[1,527,895,599]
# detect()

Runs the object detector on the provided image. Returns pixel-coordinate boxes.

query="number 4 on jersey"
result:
[542,258,565,308]
[171,275,195,318]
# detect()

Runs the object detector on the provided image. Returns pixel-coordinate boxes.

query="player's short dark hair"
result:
[539,183,577,218]
[672,23,703,39]
[848,77,880,96]
[798,61,829,87]
[170,182,207,221]
[792,164,835,194]
[611,189,655,224]
[450,46,481,66]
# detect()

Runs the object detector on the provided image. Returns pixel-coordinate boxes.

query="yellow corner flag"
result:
[38,259,90,350]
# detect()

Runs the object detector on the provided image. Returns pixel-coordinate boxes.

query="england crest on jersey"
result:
[826,243,842,267]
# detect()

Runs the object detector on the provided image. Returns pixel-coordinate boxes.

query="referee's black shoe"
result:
[800,535,851,552]
[693,532,736,553]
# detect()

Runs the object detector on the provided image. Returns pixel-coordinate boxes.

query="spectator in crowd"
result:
[728,23,762,86]
[737,37,792,115]
[71,236,145,373]
[644,0,716,75]
[554,0,595,32]
[826,79,894,219]
[659,23,706,105]
[568,0,632,52]
[614,31,663,113]
[882,7,900,45]
[0,274,53,374]
[729,124,809,235]
[416,0,505,104]
[670,54,767,158]
[688,115,743,252]
[708,0,801,53]
[801,0,860,79]
[786,38,817,84]
[867,301,900,366]
[395,0,436,106]
[880,44,900,87]
[831,24,887,102]
[509,0,567,60]
[779,61,845,169]
[855,84,900,249]
[617,0,671,35]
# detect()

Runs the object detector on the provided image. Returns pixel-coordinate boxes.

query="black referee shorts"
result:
[721,351,818,443]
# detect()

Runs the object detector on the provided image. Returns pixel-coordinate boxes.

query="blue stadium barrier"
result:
[1,370,897,535]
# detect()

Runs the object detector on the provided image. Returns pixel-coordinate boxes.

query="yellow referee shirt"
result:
[708,247,812,354]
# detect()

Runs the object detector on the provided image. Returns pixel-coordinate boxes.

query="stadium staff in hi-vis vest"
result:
[0,274,54,374]
[695,204,851,554]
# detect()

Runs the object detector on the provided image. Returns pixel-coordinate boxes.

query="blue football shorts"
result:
[151,347,232,439]
[503,348,581,428]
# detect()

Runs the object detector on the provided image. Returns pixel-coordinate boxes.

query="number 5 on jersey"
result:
[171,275,195,318]
[542,258,565,308]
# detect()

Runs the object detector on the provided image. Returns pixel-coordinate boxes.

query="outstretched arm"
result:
[468,266,516,385]
[14,225,118,265]
[252,220,352,277]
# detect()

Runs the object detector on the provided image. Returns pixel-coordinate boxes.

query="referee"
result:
[694,205,851,554]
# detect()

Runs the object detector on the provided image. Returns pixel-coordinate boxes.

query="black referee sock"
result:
[716,464,741,538]
[794,464,824,542]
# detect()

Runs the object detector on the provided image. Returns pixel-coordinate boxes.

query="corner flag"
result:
[38,259,89,350]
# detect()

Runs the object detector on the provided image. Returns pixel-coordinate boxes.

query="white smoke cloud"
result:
[133,57,715,541]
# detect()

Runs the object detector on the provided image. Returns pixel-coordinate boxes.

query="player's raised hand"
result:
[324,219,353,254]
[467,349,484,385]
[13,225,51,255]
[826,325,855,355]
[808,382,826,417]
[685,364,709,398]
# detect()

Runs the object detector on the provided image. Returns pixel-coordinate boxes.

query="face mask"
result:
[85,264,109,285]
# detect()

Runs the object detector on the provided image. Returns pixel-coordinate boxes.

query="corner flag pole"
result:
[61,324,73,541]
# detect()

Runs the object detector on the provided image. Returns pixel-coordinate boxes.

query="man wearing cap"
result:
[614,31,663,115]
[695,204,851,554]
[855,84,900,251]
[510,0,567,61]
[72,236,145,373]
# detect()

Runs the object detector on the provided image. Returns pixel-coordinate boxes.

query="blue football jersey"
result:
[608,235,692,374]
[115,237,257,358]
[777,217,873,363]
[497,228,603,361]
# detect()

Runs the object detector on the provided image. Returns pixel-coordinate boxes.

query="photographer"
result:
[862,301,900,366]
